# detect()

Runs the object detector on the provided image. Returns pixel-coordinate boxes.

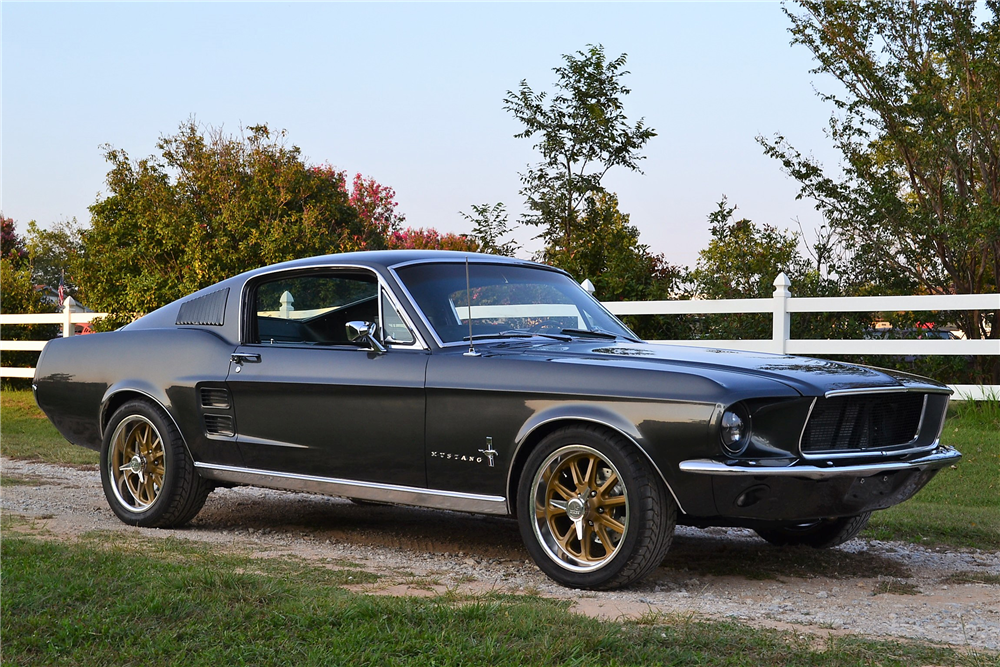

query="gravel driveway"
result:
[3,456,997,652]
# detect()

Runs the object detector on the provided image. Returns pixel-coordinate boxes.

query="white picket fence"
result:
[2,281,999,399]
[0,297,108,378]
[603,273,1000,400]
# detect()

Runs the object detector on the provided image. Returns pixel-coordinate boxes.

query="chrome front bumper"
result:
[678,445,962,480]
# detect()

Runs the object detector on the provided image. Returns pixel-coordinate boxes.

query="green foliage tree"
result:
[24,219,85,302]
[691,198,811,301]
[459,203,518,256]
[689,199,812,340]
[544,193,684,339]
[760,0,1000,379]
[504,44,656,253]
[81,121,382,323]
[0,219,58,381]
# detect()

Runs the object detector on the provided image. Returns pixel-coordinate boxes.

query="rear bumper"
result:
[678,445,961,479]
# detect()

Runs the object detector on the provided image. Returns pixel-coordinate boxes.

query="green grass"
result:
[1,532,987,667]
[871,579,920,596]
[3,388,997,550]
[0,389,99,465]
[941,571,1000,586]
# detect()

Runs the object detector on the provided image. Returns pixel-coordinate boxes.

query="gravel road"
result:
[3,456,997,652]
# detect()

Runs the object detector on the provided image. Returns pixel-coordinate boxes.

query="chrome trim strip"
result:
[388,256,562,272]
[237,263,429,350]
[913,394,929,439]
[506,415,688,515]
[678,445,961,479]
[799,443,939,460]
[387,265,449,349]
[194,462,509,515]
[795,397,818,458]
[236,434,309,450]
[824,386,952,398]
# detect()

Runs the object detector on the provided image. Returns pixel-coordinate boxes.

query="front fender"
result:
[509,401,709,515]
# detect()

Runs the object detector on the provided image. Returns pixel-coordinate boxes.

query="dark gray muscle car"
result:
[33,250,962,589]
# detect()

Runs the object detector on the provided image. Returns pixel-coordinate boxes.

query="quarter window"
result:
[381,290,415,345]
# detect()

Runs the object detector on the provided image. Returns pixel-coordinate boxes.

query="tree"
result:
[760,0,1000,379]
[691,198,811,301]
[344,171,406,237]
[504,44,656,254]
[81,121,384,323]
[388,227,479,251]
[0,219,58,381]
[1,216,26,265]
[459,203,518,256]
[689,199,814,340]
[24,218,85,302]
[540,192,684,340]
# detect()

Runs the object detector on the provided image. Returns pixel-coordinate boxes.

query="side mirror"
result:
[346,321,386,354]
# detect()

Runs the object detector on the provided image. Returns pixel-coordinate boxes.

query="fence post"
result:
[279,291,294,318]
[772,273,790,354]
[62,296,77,337]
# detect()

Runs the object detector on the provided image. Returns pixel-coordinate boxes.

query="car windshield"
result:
[393,262,637,344]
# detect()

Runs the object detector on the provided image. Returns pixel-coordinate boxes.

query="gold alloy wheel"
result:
[108,415,166,513]
[531,445,629,572]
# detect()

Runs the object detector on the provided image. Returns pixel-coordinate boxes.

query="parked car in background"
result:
[32,251,961,589]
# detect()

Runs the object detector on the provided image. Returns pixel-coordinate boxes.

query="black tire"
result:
[754,512,872,549]
[517,424,676,590]
[100,399,210,528]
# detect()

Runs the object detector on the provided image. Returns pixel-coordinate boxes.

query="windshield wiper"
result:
[559,328,619,339]
[463,329,571,342]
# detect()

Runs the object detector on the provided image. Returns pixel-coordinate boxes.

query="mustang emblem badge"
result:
[479,437,498,467]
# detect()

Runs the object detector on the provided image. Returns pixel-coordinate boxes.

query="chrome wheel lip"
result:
[108,415,164,514]
[530,444,629,574]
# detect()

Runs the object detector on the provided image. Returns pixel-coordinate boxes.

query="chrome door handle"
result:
[231,353,261,364]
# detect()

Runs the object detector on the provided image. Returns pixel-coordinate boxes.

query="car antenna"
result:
[463,256,480,357]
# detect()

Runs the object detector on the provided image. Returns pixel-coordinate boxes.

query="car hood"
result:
[485,338,950,397]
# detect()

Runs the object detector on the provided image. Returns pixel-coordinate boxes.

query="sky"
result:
[2,2,844,270]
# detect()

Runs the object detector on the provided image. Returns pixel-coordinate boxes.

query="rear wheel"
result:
[517,425,675,590]
[754,512,872,549]
[100,399,210,528]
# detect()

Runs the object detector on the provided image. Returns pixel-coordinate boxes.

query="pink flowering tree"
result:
[388,227,479,252]
[347,173,406,238]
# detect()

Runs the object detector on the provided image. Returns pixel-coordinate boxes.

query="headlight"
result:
[720,405,751,456]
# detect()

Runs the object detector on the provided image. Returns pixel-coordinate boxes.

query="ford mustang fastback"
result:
[32,250,962,589]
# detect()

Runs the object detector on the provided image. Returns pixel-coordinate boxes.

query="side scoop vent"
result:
[204,414,235,437]
[200,387,231,409]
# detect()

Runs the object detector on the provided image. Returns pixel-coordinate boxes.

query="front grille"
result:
[801,393,925,454]
[200,387,230,409]
[204,414,235,437]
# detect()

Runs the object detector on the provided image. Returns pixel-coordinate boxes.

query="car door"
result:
[226,269,428,488]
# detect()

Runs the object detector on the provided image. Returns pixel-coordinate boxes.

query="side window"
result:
[380,290,415,345]
[252,273,378,345]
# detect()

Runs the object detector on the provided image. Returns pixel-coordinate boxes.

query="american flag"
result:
[58,270,65,305]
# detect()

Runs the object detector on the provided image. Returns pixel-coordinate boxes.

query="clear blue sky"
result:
[2,2,842,269]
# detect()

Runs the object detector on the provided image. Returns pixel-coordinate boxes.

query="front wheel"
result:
[517,425,675,590]
[754,512,872,549]
[100,399,210,528]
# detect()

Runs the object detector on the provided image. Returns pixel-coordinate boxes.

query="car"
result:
[32,250,962,590]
